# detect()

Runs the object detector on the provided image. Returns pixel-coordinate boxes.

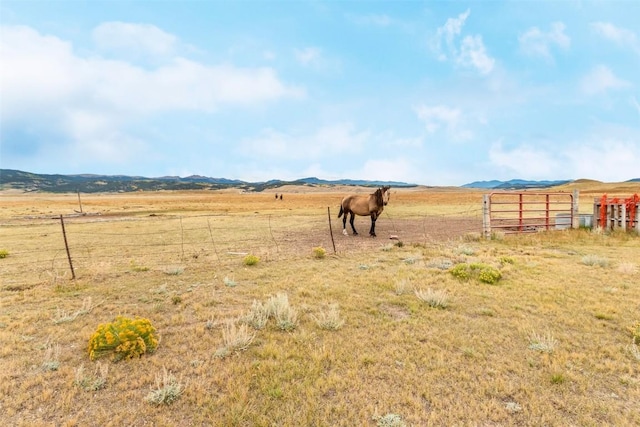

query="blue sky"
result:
[1,1,639,186]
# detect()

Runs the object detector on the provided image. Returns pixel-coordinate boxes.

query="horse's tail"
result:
[338,204,344,218]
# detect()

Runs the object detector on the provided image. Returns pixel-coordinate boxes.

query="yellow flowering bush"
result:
[87,316,159,362]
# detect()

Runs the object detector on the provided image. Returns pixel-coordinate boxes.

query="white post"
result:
[572,190,579,229]
[482,194,491,239]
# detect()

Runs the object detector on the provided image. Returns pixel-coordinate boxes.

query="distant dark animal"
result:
[338,186,390,237]
[275,193,278,199]
[279,194,283,200]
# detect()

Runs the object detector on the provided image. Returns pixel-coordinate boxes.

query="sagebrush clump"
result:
[312,246,326,259]
[243,254,260,266]
[450,262,502,284]
[87,316,159,361]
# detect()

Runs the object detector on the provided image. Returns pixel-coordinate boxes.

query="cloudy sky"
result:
[1,1,639,186]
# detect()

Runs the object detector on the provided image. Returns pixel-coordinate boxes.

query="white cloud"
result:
[0,25,303,124]
[239,123,368,161]
[591,22,640,54]
[415,105,472,141]
[458,35,495,75]
[358,158,419,183]
[352,14,393,27]
[489,136,640,181]
[580,65,631,96]
[92,22,178,57]
[432,9,494,75]
[632,96,640,117]
[565,139,640,180]
[489,142,561,178]
[519,22,570,61]
[295,47,322,66]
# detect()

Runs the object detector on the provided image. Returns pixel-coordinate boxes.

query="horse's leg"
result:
[349,212,358,235]
[369,213,378,237]
[342,210,348,235]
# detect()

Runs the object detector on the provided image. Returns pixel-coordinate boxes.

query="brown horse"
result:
[338,186,390,237]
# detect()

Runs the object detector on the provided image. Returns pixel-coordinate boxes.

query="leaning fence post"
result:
[327,207,336,254]
[59,214,76,280]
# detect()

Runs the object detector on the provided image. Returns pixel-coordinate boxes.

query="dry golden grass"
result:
[0,185,639,426]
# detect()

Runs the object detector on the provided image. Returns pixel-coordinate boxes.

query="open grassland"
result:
[1,186,639,426]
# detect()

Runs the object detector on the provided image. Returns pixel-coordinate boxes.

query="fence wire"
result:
[1,207,483,288]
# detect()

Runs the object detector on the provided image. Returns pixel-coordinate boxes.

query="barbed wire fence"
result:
[1,205,484,288]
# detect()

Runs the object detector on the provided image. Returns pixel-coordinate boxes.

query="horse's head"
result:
[380,186,391,206]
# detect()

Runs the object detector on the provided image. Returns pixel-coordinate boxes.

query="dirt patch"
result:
[277,216,483,257]
[379,303,411,321]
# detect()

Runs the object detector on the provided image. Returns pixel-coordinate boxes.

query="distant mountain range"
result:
[1,169,638,193]
[461,179,572,189]
[0,169,417,193]
[463,178,640,189]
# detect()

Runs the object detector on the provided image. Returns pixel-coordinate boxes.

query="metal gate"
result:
[482,191,578,238]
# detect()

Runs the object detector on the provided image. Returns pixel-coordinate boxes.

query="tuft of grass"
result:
[629,342,640,361]
[266,293,298,331]
[373,413,406,427]
[0,249,9,258]
[550,372,566,384]
[164,266,184,275]
[415,288,450,309]
[74,363,109,391]
[455,245,476,256]
[617,262,637,274]
[425,258,454,270]
[223,276,237,287]
[42,341,61,372]
[505,401,522,413]
[243,254,260,266]
[629,322,640,345]
[581,254,609,268]
[145,367,184,405]
[52,297,99,324]
[129,260,150,272]
[394,279,411,295]
[312,246,326,259]
[528,330,558,354]
[312,305,345,330]
[242,300,269,330]
[216,320,255,357]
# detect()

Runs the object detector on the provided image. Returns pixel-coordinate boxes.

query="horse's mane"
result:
[374,188,383,206]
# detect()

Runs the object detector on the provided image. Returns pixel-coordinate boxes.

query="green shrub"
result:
[243,254,260,266]
[0,249,9,259]
[450,263,471,280]
[450,263,502,284]
[477,266,502,284]
[312,246,326,259]
[87,316,159,362]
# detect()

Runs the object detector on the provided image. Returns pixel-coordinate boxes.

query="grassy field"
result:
[0,185,639,426]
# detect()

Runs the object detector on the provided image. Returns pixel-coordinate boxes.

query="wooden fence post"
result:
[482,194,491,239]
[572,190,579,229]
[59,215,76,280]
[327,207,336,254]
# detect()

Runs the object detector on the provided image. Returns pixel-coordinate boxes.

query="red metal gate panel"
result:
[483,192,576,237]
